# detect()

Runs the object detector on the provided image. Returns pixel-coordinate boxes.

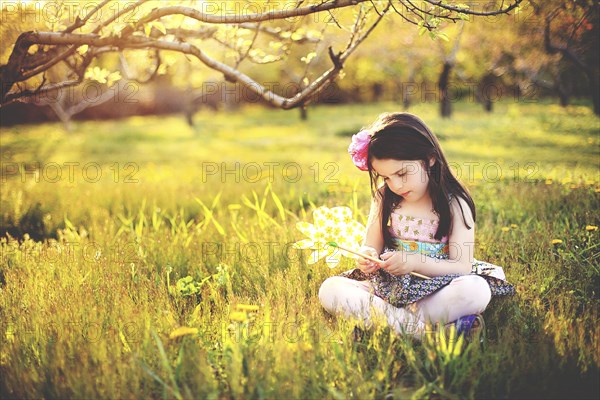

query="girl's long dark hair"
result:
[364,112,476,248]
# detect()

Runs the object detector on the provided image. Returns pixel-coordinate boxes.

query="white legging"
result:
[318,275,492,339]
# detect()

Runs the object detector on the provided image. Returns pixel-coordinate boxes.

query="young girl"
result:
[318,112,516,339]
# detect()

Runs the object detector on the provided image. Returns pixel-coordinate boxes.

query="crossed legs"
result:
[318,274,492,338]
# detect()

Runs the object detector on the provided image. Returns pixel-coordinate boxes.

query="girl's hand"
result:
[356,245,380,274]
[380,251,416,276]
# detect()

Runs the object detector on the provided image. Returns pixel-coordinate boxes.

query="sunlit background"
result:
[1,1,599,399]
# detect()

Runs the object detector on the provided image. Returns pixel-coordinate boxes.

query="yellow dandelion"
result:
[230,311,248,322]
[551,239,563,245]
[299,342,313,351]
[169,326,199,340]
[501,227,510,232]
[510,224,518,229]
[570,184,578,189]
[585,225,598,232]
[287,342,298,351]
[236,304,260,312]
[545,179,553,185]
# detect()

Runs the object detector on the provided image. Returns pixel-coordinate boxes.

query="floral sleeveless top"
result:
[388,209,449,260]
[338,197,517,307]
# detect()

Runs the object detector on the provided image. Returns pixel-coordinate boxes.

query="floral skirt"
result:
[337,258,517,308]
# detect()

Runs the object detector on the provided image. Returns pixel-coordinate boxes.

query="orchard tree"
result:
[453,5,555,112]
[29,75,125,131]
[435,21,464,117]
[0,0,523,112]
[529,0,599,115]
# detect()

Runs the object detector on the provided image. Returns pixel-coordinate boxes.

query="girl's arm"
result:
[361,188,385,254]
[352,188,386,274]
[380,195,474,277]
[355,193,385,273]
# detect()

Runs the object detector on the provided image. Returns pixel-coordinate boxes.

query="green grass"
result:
[0,100,599,399]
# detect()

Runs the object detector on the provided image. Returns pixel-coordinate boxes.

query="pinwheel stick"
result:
[328,242,431,280]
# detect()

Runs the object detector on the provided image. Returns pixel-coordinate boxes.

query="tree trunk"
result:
[544,19,599,116]
[591,78,600,116]
[300,105,308,120]
[573,69,598,115]
[372,82,383,102]
[403,91,411,110]
[593,91,600,115]
[555,78,570,107]
[402,71,416,110]
[184,108,195,127]
[478,73,496,113]
[438,62,452,118]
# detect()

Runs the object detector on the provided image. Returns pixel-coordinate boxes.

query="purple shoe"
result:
[454,314,485,345]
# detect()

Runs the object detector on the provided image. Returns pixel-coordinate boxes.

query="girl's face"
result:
[371,158,434,203]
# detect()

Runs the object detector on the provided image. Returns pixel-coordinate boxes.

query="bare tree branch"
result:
[391,1,421,26]
[65,0,112,33]
[22,46,79,81]
[93,0,150,35]
[424,0,524,16]
[0,0,523,109]
[129,1,371,26]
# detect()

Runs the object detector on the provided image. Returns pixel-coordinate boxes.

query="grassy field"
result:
[0,100,599,399]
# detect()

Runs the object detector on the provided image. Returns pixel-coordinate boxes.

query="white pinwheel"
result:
[293,206,366,268]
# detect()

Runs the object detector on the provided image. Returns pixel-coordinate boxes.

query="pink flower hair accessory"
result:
[347,129,371,171]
